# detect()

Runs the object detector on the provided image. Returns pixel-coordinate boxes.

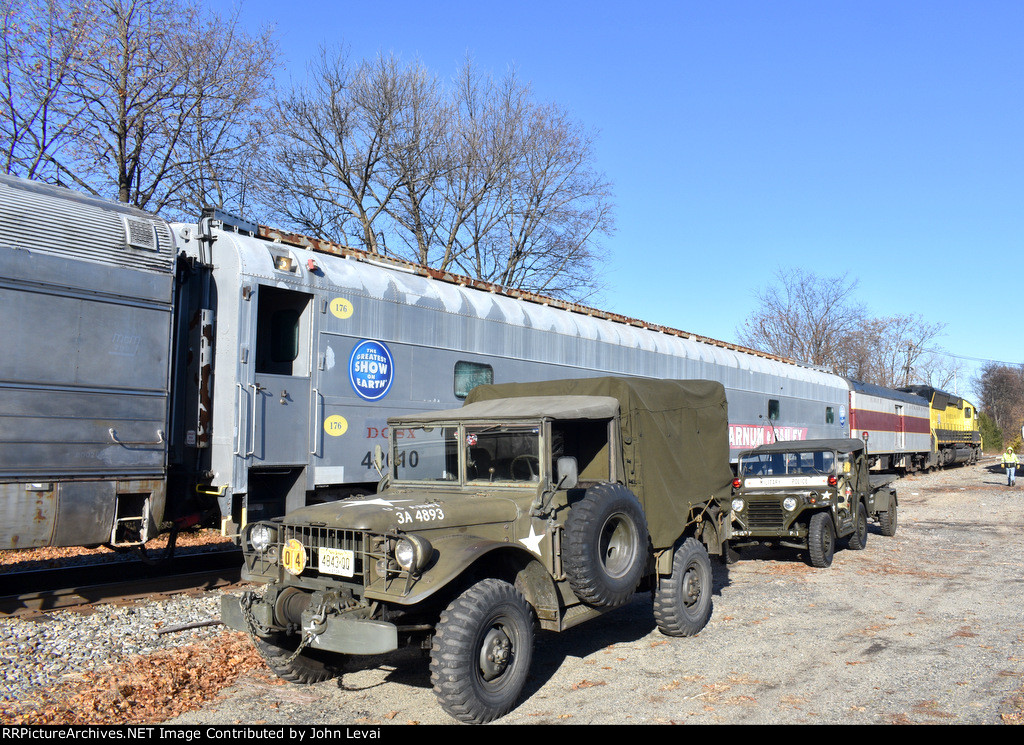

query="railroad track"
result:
[0,548,244,617]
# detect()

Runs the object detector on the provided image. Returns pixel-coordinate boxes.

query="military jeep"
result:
[727,438,898,568]
[221,377,734,723]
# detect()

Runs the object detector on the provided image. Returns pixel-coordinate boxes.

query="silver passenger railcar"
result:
[0,174,938,549]
[172,213,850,538]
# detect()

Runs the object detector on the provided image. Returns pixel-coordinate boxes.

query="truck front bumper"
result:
[220,593,399,656]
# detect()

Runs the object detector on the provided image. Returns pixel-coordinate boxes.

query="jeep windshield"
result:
[738,449,836,477]
[391,422,541,485]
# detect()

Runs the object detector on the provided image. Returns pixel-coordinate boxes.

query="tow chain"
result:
[240,591,316,665]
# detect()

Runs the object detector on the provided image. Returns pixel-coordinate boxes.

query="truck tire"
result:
[879,498,898,536]
[564,483,649,607]
[653,537,713,637]
[847,502,868,551]
[254,634,339,685]
[807,511,835,568]
[429,578,535,724]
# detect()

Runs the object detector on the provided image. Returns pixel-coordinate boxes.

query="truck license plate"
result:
[318,547,355,577]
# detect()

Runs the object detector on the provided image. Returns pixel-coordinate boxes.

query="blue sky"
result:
[214,0,1024,399]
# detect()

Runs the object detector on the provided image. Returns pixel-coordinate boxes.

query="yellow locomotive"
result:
[899,385,983,467]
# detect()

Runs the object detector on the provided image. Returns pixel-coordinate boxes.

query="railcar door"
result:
[249,285,314,466]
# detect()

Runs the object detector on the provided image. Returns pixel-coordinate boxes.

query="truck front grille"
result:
[746,501,785,530]
[245,525,381,586]
[285,525,367,575]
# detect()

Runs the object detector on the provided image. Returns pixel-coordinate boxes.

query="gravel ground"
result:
[0,595,226,710]
[3,459,1023,725]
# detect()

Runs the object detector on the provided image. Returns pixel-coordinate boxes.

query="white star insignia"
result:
[340,498,408,508]
[519,525,545,555]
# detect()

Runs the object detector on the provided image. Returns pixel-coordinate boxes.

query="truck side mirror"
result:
[556,456,579,490]
[373,444,385,476]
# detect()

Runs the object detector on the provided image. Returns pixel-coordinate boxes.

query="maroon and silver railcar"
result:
[847,381,932,471]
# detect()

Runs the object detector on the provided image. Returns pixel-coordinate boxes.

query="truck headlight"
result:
[395,534,433,574]
[249,523,276,553]
[731,498,744,513]
[782,497,798,512]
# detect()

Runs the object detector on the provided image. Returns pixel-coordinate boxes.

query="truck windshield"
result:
[739,450,836,476]
[392,426,459,482]
[466,425,540,483]
[391,423,541,484]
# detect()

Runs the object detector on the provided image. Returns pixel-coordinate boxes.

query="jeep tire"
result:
[879,499,898,537]
[653,537,713,637]
[847,502,868,551]
[564,483,649,607]
[429,579,535,724]
[807,511,835,568]
[254,634,339,685]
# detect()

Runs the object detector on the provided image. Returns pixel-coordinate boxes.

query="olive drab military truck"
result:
[727,438,898,568]
[221,377,735,724]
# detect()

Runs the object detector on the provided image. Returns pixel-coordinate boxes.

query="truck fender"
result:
[365,534,552,609]
[656,503,725,575]
[868,486,897,516]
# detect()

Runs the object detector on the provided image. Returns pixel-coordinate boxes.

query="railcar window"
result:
[269,310,300,363]
[255,287,312,376]
[768,399,780,421]
[964,407,972,418]
[454,361,494,399]
[826,406,834,424]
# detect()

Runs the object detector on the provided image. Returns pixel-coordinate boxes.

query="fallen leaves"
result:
[1000,684,1024,724]
[0,531,233,573]
[2,631,265,725]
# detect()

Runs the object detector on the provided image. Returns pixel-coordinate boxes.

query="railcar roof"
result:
[847,378,930,405]
[242,224,845,387]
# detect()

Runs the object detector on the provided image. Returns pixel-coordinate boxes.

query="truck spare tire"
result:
[563,483,649,607]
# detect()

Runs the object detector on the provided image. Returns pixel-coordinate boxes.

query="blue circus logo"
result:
[349,340,394,401]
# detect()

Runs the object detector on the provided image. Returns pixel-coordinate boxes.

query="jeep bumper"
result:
[220,593,399,655]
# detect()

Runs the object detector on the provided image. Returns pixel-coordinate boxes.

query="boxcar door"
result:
[250,285,314,465]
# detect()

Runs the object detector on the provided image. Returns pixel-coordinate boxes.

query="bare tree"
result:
[0,0,94,178]
[266,51,613,301]
[840,313,947,388]
[164,4,279,217]
[738,269,953,389]
[736,268,867,369]
[1,0,278,217]
[435,59,521,273]
[912,350,966,392]
[267,48,412,252]
[380,57,452,266]
[476,97,613,298]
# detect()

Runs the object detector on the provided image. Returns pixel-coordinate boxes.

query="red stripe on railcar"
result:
[850,408,931,434]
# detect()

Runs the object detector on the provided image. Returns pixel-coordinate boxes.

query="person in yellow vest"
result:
[1003,447,1018,487]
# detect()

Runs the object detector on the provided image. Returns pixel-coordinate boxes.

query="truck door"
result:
[250,285,314,466]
